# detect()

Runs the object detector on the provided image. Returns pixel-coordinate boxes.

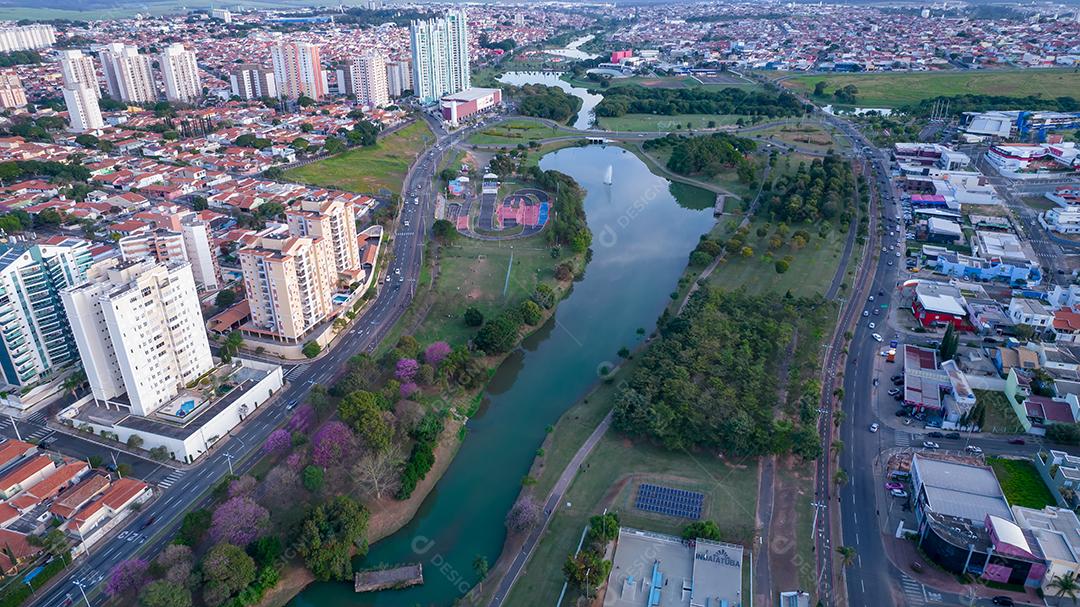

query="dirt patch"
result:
[767,458,813,603]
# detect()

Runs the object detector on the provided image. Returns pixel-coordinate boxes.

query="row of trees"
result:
[613,288,823,458]
[523,165,591,253]
[595,85,808,118]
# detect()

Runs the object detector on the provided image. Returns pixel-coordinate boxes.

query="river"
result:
[498,72,603,131]
[291,145,715,607]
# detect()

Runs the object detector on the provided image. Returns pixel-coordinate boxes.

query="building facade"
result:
[62,260,213,417]
[57,50,99,98]
[98,44,156,104]
[410,9,470,103]
[0,73,26,109]
[285,198,361,282]
[238,236,335,342]
[0,25,55,52]
[118,217,219,291]
[59,50,104,132]
[0,240,92,388]
[385,59,412,98]
[350,53,389,107]
[229,64,277,100]
[270,40,325,101]
[159,43,201,104]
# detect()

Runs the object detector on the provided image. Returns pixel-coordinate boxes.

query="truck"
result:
[886,349,896,363]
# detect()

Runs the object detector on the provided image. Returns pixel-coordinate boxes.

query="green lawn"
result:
[597,113,749,132]
[467,120,563,145]
[283,121,434,196]
[974,390,1025,434]
[756,123,838,153]
[705,219,849,297]
[784,69,1080,108]
[988,457,1056,510]
[639,146,756,200]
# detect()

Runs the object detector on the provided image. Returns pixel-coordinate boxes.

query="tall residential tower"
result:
[410,9,470,103]
[270,40,325,101]
[159,43,202,103]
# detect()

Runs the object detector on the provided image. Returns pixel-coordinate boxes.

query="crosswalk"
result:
[24,410,47,425]
[158,468,186,489]
[900,574,925,606]
[26,427,52,442]
[895,431,913,447]
[284,366,304,380]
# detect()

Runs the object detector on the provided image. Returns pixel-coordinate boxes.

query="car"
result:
[890,489,909,498]
[881,247,887,253]
[286,399,299,410]
[878,291,884,297]
[888,387,901,396]
[910,561,924,573]
[945,432,960,440]
[868,295,875,302]
[923,441,940,449]
[893,393,904,401]
[896,251,902,257]
[869,423,879,433]
[891,374,903,381]
[38,440,52,450]
[966,445,984,454]
[1008,438,1026,445]
[927,431,944,438]
[872,333,883,342]
[873,309,880,315]
[896,408,909,417]
[863,310,869,317]
[884,482,903,490]
[869,322,876,329]
[991,597,1015,606]
[887,261,893,266]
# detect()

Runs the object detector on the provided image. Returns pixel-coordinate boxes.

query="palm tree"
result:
[836,546,857,569]
[831,440,844,458]
[1049,571,1080,603]
[62,370,86,396]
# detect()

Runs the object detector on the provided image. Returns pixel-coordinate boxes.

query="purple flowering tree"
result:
[286,404,314,433]
[505,493,543,533]
[400,382,419,399]
[106,558,148,597]
[311,421,354,468]
[424,341,451,366]
[209,496,269,546]
[286,451,305,471]
[395,358,419,381]
[263,429,291,455]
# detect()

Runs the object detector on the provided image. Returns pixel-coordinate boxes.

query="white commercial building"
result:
[271,40,325,100]
[410,9,470,103]
[98,44,157,104]
[0,25,55,52]
[159,43,202,104]
[1008,297,1054,329]
[62,260,213,417]
[229,64,277,100]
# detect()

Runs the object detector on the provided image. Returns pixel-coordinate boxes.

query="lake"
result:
[498,71,603,131]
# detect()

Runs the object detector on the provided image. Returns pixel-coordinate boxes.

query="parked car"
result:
[891,489,909,498]
[893,394,904,402]
[991,597,1015,606]
[910,561,924,573]
[927,431,944,438]
[965,445,983,454]
[895,409,909,417]
[945,432,960,440]
[1008,438,1026,445]
[891,375,903,382]
[884,482,903,490]
[888,388,901,396]
[863,310,870,317]
[869,423,879,433]
[922,441,940,449]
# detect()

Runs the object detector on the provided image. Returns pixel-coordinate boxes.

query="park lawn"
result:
[506,427,759,607]
[283,120,434,196]
[784,69,1080,108]
[987,457,1056,510]
[1022,196,1058,212]
[597,113,749,132]
[396,234,568,348]
[757,123,839,153]
[973,390,1026,434]
[467,119,563,145]
[706,218,849,297]
[642,145,756,201]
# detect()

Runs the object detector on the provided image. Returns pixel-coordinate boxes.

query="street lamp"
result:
[74,580,91,607]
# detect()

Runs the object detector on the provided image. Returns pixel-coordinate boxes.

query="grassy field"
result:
[974,390,1025,434]
[283,121,434,196]
[783,69,1080,108]
[757,123,839,154]
[988,457,1056,510]
[1022,196,1058,212]
[642,146,757,201]
[597,113,749,132]
[468,120,563,145]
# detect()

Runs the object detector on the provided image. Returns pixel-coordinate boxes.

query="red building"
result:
[610,50,633,63]
[911,282,975,331]
[440,88,502,125]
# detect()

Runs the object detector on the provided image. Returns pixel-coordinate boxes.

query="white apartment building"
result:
[62,85,104,132]
[0,240,92,388]
[238,236,335,342]
[98,44,157,104]
[1008,297,1054,329]
[0,25,55,52]
[229,64,277,100]
[410,9,470,103]
[385,59,412,98]
[159,43,202,104]
[0,73,26,109]
[270,40,324,100]
[286,198,361,282]
[61,260,213,417]
[58,50,99,98]
[342,54,389,107]
[118,217,220,291]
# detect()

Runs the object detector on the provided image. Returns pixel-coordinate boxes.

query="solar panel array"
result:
[634,483,704,520]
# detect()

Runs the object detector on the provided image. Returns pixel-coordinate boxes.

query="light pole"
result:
[7,415,21,441]
[223,451,235,476]
[74,580,91,607]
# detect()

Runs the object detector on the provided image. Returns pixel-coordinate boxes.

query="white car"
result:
[923,441,940,449]
[965,445,984,454]
[896,252,902,257]
[869,423,879,433]
[869,295,875,302]
[869,322,876,329]
[863,310,870,317]
[890,489,909,498]
[872,333,883,342]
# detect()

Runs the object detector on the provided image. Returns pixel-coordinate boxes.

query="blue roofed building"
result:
[936,251,1041,287]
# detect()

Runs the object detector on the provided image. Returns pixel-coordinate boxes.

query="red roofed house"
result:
[67,478,149,537]
[0,529,41,574]
[1053,307,1080,345]
[49,473,110,520]
[0,441,36,470]
[7,461,88,512]
[1022,394,1080,433]
[0,455,55,500]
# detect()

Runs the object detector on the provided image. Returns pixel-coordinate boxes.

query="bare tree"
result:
[354,444,404,500]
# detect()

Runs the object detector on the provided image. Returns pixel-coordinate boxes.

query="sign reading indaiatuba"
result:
[695,547,742,568]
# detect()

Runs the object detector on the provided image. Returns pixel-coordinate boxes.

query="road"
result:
[26,112,475,607]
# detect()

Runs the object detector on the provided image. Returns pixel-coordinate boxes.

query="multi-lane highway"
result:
[26,112,475,607]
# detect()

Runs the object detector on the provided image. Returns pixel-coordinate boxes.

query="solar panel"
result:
[634,483,704,520]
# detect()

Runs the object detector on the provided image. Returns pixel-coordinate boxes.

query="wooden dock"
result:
[713,194,727,216]
[354,563,423,592]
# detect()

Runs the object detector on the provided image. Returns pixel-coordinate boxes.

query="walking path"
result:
[486,411,613,607]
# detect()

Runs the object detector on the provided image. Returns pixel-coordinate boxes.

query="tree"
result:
[191,196,208,211]
[353,444,404,499]
[201,542,256,607]
[209,496,269,546]
[302,341,321,358]
[532,284,556,309]
[563,549,611,592]
[177,509,211,545]
[505,493,542,533]
[681,520,723,541]
[296,495,369,581]
[106,558,148,597]
[939,324,958,361]
[519,299,543,326]
[214,289,237,309]
[813,81,828,96]
[473,555,489,592]
[220,330,244,363]
[157,544,193,586]
[338,392,392,453]
[248,535,283,568]
[775,259,790,273]
[432,219,457,244]
[1049,571,1080,603]
[463,306,484,327]
[263,428,291,454]
[312,421,354,467]
[126,434,144,450]
[836,545,857,569]
[297,95,315,107]
[302,465,325,493]
[1047,423,1080,446]
[589,512,619,542]
[139,580,191,607]
[424,341,451,366]
[475,314,520,354]
[395,358,420,381]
